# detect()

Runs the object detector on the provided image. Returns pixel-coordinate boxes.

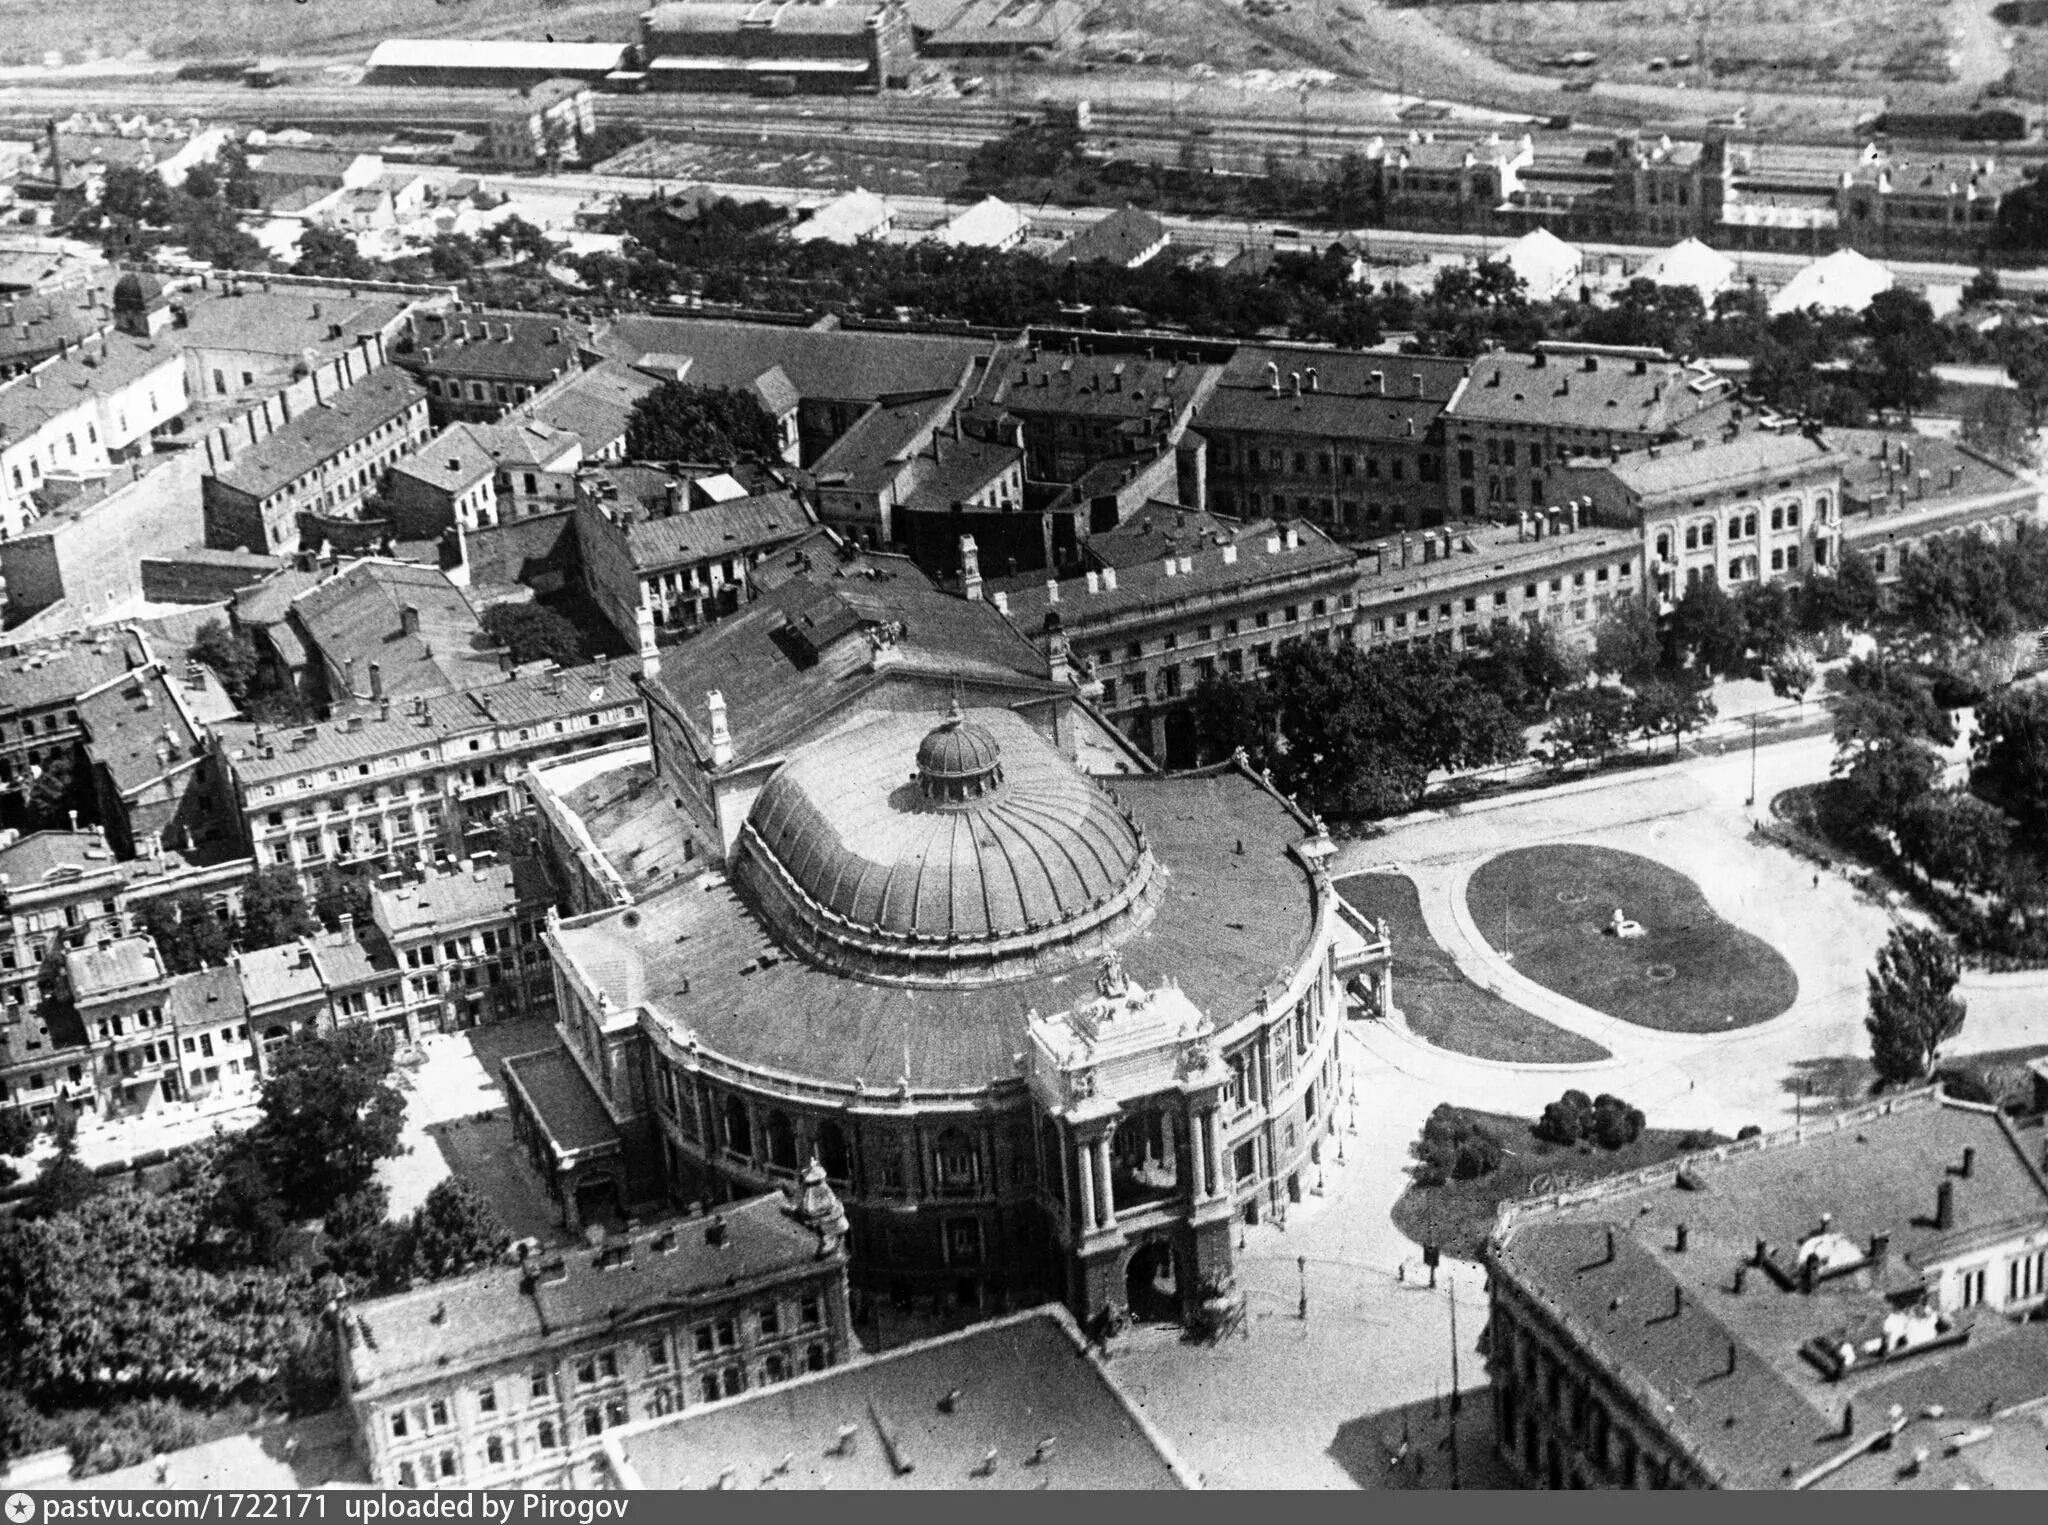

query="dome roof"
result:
[112,272,165,310]
[739,708,1157,981]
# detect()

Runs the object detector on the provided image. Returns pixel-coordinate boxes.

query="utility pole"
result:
[1448,1273,1463,1489]
[1297,1254,1309,1320]
[1746,713,1758,807]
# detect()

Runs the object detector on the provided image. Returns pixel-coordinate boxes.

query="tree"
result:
[480,603,587,668]
[1591,1093,1645,1150]
[1666,576,1749,679]
[1832,657,1956,831]
[136,893,234,976]
[1858,289,1945,417]
[408,1178,509,1282]
[2003,322,2048,429]
[1630,677,1717,754]
[1411,1104,1503,1186]
[1964,263,2002,305]
[1866,924,1966,1085]
[1960,387,2036,467]
[1534,1089,1596,1145]
[1897,791,2016,895]
[1795,548,1884,633]
[24,1128,102,1222]
[1462,621,1587,721]
[0,1108,36,1157]
[1186,670,1274,765]
[253,1027,406,1218]
[1974,686,2048,847]
[312,868,374,934]
[240,867,318,952]
[1538,685,1632,771]
[1590,595,1663,685]
[1768,649,1817,703]
[1734,581,1797,671]
[624,380,779,463]
[319,1182,413,1296]
[292,224,372,282]
[190,619,258,702]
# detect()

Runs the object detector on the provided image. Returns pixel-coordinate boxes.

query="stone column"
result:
[1077,1142,1098,1234]
[1186,1110,1208,1203]
[1377,963,1393,1019]
[1094,1135,1116,1225]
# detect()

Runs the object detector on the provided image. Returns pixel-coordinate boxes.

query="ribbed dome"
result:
[915,703,1004,803]
[738,708,1157,982]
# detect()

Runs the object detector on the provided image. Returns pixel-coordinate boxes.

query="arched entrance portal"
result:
[1124,1238,1181,1323]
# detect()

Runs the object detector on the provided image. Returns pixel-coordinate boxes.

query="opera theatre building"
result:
[512,565,1389,1324]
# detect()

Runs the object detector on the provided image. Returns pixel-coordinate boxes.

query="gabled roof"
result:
[1599,428,1842,501]
[617,491,814,572]
[1445,343,1729,435]
[517,358,660,454]
[78,663,208,798]
[287,558,495,701]
[648,557,1054,768]
[598,317,1000,405]
[210,369,427,500]
[1058,205,1168,267]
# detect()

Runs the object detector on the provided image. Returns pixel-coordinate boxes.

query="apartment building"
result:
[486,80,596,166]
[1440,343,1733,520]
[370,858,557,1034]
[212,656,647,885]
[0,328,191,536]
[1199,347,1470,535]
[77,658,239,862]
[992,514,1359,764]
[201,368,432,554]
[0,631,135,803]
[574,488,813,646]
[340,1190,853,1489]
[62,934,185,1117]
[394,311,589,428]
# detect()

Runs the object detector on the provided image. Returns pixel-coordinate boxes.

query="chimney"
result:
[1285,527,1300,551]
[1163,556,1178,579]
[992,591,1009,615]
[1265,534,1282,555]
[1948,463,1964,491]
[1221,543,1238,566]
[1675,1223,1688,1253]
[1936,1179,1955,1230]
[1605,1228,1616,1264]
[1423,535,1438,564]
[1534,513,1547,542]
[1370,370,1384,395]
[369,662,384,700]
[1518,509,1530,542]
[1290,371,1302,398]
[1085,570,1100,594]
[1412,373,1425,397]
[1726,1341,1738,1377]
[1101,567,1117,591]
[1369,543,1384,576]
[1733,1263,1748,1295]
[1046,578,1060,605]
[343,655,357,695]
[1533,349,1547,370]
[1960,1147,1975,1180]
[1439,526,1453,559]
[960,535,982,602]
[1306,366,1319,393]
[1266,361,1281,396]
[706,690,732,769]
[1177,554,1193,575]
[1400,535,1413,568]
[46,118,61,191]
[401,605,420,636]
[1869,1232,1889,1269]
[1670,1285,1685,1319]
[339,911,354,936]
[1917,470,1930,499]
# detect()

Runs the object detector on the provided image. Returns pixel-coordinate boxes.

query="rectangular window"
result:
[759,1305,781,1338]
[477,1385,497,1414]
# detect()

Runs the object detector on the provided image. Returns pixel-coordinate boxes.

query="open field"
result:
[1334,872,1610,1065]
[1388,1105,1725,1259]
[1420,0,1958,91]
[1464,843,1800,1033]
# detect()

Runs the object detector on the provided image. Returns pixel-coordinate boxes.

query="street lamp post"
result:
[1746,713,1759,807]
[1297,1255,1309,1320]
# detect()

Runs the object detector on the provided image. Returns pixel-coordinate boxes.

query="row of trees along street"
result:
[0,1027,508,1475]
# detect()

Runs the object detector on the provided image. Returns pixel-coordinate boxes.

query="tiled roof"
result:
[163,964,247,1030]
[1000,518,1354,632]
[1216,345,1467,401]
[234,941,327,1013]
[173,286,411,359]
[79,663,207,798]
[553,763,1317,1091]
[386,422,500,495]
[0,829,118,885]
[1058,205,1167,266]
[646,560,1054,768]
[233,568,323,629]
[1492,1093,2048,1490]
[210,369,427,500]
[810,395,951,489]
[1445,343,1730,434]
[0,329,181,441]
[974,349,1211,424]
[213,654,644,782]
[1600,429,1843,500]
[343,1191,823,1392]
[607,1307,1190,1491]
[619,491,813,572]
[288,558,496,702]
[373,858,553,937]
[598,317,999,404]
[516,359,659,454]
[64,935,164,997]
[400,311,587,384]
[0,639,134,715]
[0,288,101,367]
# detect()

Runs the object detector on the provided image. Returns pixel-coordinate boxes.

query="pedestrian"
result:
[1812,872,1820,889]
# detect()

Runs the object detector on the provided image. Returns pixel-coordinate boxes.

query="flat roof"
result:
[366,40,630,72]
[605,1306,1194,1490]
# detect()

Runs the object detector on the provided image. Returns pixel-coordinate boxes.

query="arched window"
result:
[765,1110,797,1170]
[723,1096,752,1157]
[763,1353,787,1385]
[934,1127,979,1191]
[816,1120,850,1181]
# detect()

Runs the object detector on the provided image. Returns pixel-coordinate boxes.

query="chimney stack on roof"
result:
[1960,1146,1975,1180]
[1936,1178,1956,1231]
[959,535,982,602]
[706,689,732,769]
[1222,543,1238,566]
[1101,566,1117,591]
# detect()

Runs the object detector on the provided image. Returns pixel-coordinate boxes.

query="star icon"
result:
[5,1494,36,1525]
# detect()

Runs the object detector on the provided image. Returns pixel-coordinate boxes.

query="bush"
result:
[1737,1124,1763,1140]
[1534,1089,1596,1145]
[1933,1067,1996,1106]
[1592,1093,1646,1150]
[1411,1103,1506,1186]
